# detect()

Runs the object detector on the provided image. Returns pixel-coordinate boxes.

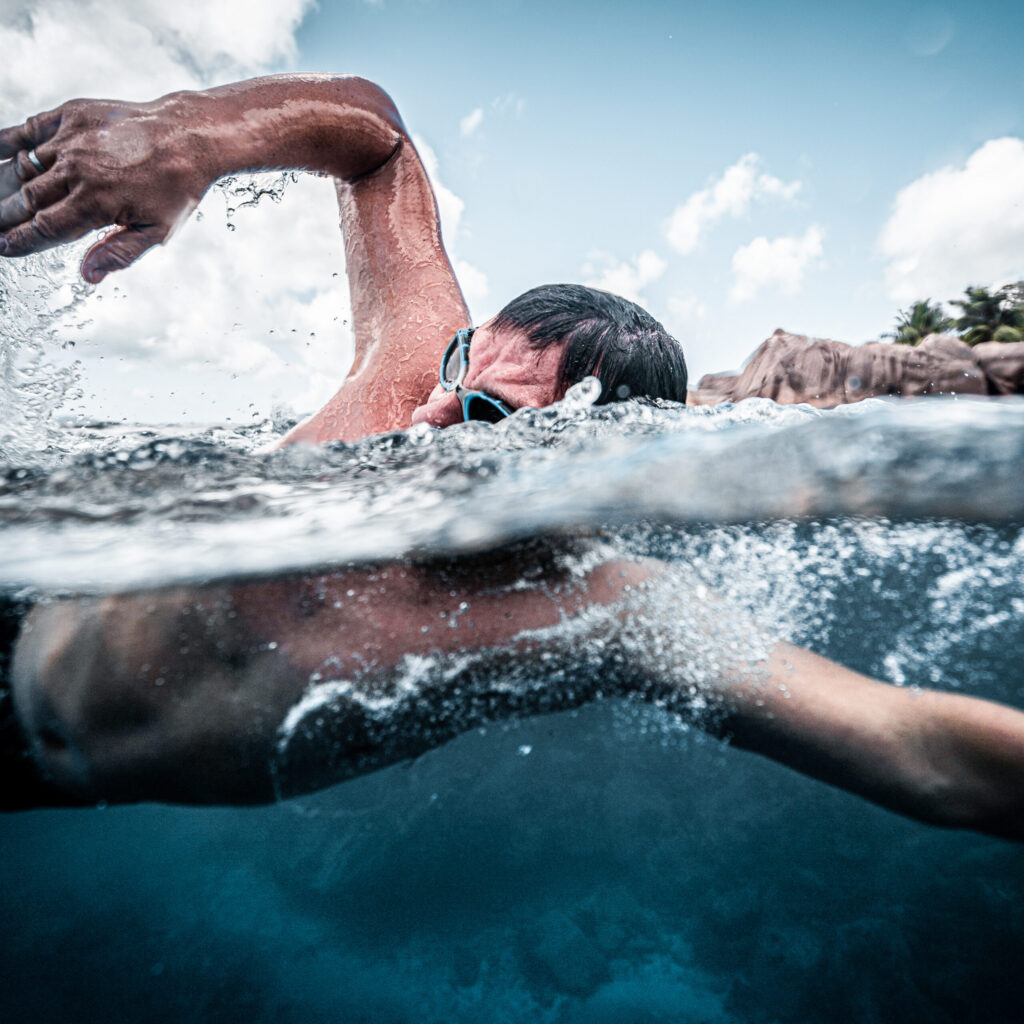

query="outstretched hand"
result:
[0,96,213,282]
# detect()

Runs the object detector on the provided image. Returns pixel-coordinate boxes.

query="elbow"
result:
[899,770,1024,843]
[10,598,209,806]
[909,705,1024,842]
[11,608,153,805]
[13,595,286,808]
[10,603,107,803]
[328,75,408,180]
[340,75,403,123]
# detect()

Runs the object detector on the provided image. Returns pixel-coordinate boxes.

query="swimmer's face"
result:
[410,320,567,429]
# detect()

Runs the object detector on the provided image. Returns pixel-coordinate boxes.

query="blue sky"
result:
[298,0,1023,343]
[3,0,1024,421]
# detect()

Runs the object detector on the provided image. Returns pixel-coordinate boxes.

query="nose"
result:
[410,388,463,428]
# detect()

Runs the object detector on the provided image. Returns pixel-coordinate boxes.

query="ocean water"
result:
[2,393,1024,1023]
[3,246,1024,1022]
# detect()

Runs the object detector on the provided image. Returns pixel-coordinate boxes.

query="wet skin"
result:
[12,550,656,805]
[4,75,1024,839]
[0,75,469,441]
[410,321,568,428]
[0,74,601,808]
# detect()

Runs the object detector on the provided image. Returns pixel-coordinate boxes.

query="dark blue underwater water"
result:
[3,517,1023,1024]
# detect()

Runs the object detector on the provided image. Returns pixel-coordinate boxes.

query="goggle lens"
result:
[463,394,510,423]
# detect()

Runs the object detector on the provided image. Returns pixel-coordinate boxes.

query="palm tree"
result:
[951,284,1024,345]
[992,324,1024,343]
[884,300,953,346]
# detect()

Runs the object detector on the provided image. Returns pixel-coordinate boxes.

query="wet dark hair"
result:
[491,283,688,404]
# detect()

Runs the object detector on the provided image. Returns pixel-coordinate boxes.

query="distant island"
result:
[688,283,1024,407]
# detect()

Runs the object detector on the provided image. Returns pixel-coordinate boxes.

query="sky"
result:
[3,0,1024,423]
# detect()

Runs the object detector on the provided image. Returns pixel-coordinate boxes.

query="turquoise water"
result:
[2,396,1023,1022]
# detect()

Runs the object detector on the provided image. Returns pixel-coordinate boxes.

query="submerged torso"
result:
[12,539,655,805]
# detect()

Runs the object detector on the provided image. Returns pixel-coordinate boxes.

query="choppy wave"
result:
[2,383,1023,592]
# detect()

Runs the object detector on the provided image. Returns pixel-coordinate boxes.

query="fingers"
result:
[0,157,22,200]
[0,132,62,201]
[0,200,167,282]
[0,197,97,258]
[0,108,62,160]
[0,110,63,200]
[81,224,167,283]
[0,168,67,230]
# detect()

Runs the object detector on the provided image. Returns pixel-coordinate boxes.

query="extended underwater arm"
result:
[7,561,1024,838]
[0,74,470,439]
[718,643,1024,842]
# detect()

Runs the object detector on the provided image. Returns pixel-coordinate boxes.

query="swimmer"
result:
[1,75,1022,840]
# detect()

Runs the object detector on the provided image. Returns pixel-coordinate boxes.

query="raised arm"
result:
[0,74,470,440]
[719,643,1024,841]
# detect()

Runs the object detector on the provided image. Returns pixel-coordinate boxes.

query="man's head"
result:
[410,284,688,428]
[492,283,688,405]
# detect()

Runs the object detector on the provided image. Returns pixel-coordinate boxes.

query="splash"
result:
[0,246,88,461]
[0,171,299,463]
[213,171,298,231]
[270,567,775,802]
[3,393,1024,593]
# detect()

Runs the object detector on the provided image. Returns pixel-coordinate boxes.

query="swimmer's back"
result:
[10,542,653,806]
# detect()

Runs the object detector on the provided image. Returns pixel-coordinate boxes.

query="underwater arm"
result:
[718,643,1024,841]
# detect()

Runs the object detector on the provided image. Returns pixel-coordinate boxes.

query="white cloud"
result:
[454,259,489,318]
[879,137,1024,303]
[80,174,351,381]
[582,249,667,305]
[0,0,313,122]
[491,92,525,119]
[730,224,824,302]
[412,134,465,244]
[667,294,707,321]
[904,7,955,57]
[665,153,802,255]
[460,107,484,137]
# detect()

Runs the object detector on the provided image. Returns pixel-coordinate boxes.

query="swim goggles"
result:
[439,328,515,423]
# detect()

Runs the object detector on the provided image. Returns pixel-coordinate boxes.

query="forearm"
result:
[906,691,1024,840]
[171,74,406,186]
[0,73,410,278]
[720,643,1024,841]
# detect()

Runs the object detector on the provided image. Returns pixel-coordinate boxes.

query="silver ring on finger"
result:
[26,149,45,175]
